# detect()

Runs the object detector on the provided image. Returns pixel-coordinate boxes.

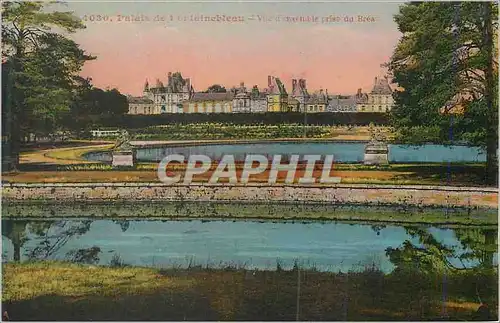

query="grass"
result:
[2,162,492,187]
[43,145,113,161]
[18,143,114,166]
[2,202,498,226]
[2,261,497,321]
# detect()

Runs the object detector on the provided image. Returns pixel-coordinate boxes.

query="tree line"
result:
[388,2,498,184]
[1,1,127,170]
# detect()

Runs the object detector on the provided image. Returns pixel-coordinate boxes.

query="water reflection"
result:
[386,227,497,272]
[2,219,497,273]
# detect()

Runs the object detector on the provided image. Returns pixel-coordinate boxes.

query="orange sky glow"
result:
[65,1,403,96]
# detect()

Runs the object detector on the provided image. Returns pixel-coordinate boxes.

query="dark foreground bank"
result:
[2,262,498,321]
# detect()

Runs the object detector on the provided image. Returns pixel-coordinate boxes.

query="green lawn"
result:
[2,261,497,321]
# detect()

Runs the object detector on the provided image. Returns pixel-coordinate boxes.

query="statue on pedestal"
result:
[112,130,136,167]
[364,124,389,165]
[113,130,133,151]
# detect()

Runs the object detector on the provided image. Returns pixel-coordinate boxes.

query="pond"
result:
[2,216,497,273]
[84,142,486,163]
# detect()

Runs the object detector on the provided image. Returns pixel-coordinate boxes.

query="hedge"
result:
[99,112,389,129]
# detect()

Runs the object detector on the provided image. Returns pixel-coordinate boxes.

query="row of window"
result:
[306,105,326,112]
[369,96,393,104]
[130,106,155,114]
[358,105,390,112]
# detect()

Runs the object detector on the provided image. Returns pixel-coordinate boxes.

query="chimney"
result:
[374,77,378,85]
[168,72,172,85]
[357,88,362,96]
[300,79,307,90]
[292,79,297,92]
[268,75,272,88]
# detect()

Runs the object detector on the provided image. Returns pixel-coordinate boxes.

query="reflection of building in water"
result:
[357,76,394,113]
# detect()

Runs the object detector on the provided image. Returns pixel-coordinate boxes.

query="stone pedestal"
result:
[112,150,136,167]
[364,142,389,165]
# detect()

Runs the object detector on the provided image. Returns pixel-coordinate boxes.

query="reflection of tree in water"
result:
[113,220,130,232]
[454,228,496,269]
[386,227,497,272]
[2,219,131,264]
[371,225,386,236]
[385,226,498,316]
[26,220,93,260]
[2,220,53,261]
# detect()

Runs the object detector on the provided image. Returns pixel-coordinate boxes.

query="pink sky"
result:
[68,2,402,96]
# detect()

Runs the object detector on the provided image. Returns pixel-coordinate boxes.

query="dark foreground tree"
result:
[2,1,93,170]
[388,2,498,184]
[65,79,129,135]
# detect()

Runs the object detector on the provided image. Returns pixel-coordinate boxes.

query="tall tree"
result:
[388,2,498,184]
[2,1,93,170]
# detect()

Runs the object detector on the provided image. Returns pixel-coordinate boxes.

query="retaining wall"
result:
[2,183,498,208]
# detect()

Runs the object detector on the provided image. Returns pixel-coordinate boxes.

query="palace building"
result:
[127,73,394,115]
[305,89,328,113]
[232,82,251,113]
[266,76,288,112]
[144,72,194,113]
[290,79,309,112]
[185,92,234,113]
[357,76,394,113]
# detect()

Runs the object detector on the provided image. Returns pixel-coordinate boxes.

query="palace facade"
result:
[356,77,394,113]
[127,73,395,115]
[266,76,288,112]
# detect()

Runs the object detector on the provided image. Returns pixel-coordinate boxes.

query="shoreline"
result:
[2,184,498,224]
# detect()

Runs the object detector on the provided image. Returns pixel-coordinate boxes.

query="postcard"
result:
[1,1,498,321]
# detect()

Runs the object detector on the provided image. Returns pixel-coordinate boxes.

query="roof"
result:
[371,77,392,95]
[251,92,267,100]
[190,92,235,102]
[328,97,357,108]
[306,91,328,104]
[354,92,369,103]
[128,96,153,104]
[268,77,288,95]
